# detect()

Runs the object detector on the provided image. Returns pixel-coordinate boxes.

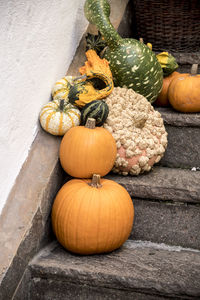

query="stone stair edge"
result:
[63,166,200,204]
[28,240,200,299]
[155,107,200,127]
[62,166,200,250]
[0,129,64,300]
[106,166,200,204]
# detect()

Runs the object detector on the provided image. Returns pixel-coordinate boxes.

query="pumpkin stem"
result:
[59,99,65,111]
[89,174,102,188]
[139,37,144,43]
[85,118,96,129]
[191,64,198,75]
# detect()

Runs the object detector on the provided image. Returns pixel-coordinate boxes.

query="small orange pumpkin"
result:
[51,174,134,255]
[59,118,117,178]
[155,71,180,107]
[168,64,200,113]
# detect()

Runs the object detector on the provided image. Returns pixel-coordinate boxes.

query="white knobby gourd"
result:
[103,87,168,175]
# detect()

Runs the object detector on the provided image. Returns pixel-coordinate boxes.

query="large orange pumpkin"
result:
[155,71,179,107]
[51,174,134,255]
[168,64,200,113]
[59,118,117,178]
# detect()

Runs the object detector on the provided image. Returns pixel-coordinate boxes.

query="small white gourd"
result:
[40,99,81,136]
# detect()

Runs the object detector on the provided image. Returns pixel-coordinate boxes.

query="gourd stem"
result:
[85,118,96,129]
[59,99,65,111]
[84,0,122,47]
[191,64,198,75]
[89,174,102,188]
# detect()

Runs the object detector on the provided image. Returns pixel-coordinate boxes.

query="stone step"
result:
[155,107,200,169]
[23,240,200,299]
[106,166,200,249]
[107,166,200,204]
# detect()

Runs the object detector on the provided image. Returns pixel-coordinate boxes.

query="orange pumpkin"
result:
[51,174,134,255]
[168,64,200,113]
[155,71,179,107]
[59,118,117,178]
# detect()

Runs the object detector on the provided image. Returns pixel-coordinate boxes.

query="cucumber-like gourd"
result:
[84,0,163,103]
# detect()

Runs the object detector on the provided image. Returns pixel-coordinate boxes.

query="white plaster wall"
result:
[0,0,88,214]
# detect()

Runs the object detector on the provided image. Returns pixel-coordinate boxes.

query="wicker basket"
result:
[132,0,200,52]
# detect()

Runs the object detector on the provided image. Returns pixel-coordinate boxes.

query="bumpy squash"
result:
[84,0,163,103]
[51,174,134,255]
[168,64,200,113]
[59,118,117,178]
[81,100,109,126]
[52,75,112,108]
[103,87,168,175]
[40,99,81,136]
[68,49,114,107]
[52,50,114,108]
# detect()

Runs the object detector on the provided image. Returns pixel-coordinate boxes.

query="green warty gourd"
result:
[84,0,163,103]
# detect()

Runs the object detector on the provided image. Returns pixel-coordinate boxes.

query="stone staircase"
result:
[13,107,200,299]
[9,1,200,298]
[18,239,200,300]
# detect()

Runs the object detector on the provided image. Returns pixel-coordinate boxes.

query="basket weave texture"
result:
[132,0,200,52]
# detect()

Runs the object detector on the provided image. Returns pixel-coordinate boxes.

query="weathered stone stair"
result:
[6,1,200,298]
[107,166,200,250]
[17,240,200,300]
[13,104,200,299]
[156,107,200,169]
[14,111,200,298]
[13,49,200,300]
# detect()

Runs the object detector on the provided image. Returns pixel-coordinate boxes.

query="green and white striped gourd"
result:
[81,100,109,126]
[84,0,163,103]
[40,99,81,136]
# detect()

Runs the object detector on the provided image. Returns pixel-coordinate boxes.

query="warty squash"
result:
[168,64,200,113]
[51,174,134,255]
[103,87,168,175]
[39,99,81,136]
[68,49,114,107]
[52,51,114,108]
[59,118,117,178]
